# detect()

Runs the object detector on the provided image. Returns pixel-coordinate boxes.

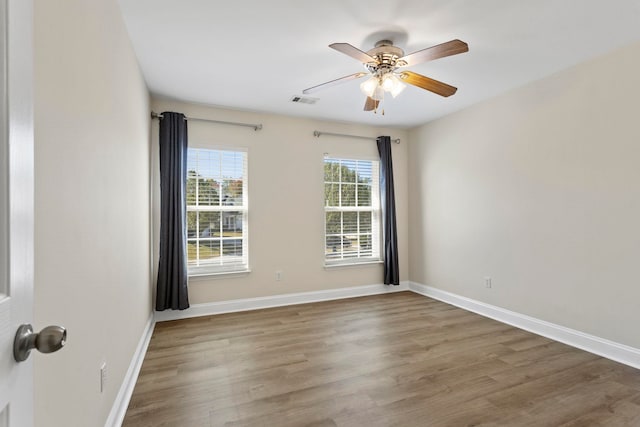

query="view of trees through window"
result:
[186,149,247,272]
[324,157,380,263]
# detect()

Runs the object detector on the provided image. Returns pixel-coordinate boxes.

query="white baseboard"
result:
[105,313,155,427]
[409,281,640,370]
[154,281,410,322]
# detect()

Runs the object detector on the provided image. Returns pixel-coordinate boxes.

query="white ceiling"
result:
[117,0,640,128]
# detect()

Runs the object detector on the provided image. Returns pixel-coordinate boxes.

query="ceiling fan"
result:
[303,39,469,113]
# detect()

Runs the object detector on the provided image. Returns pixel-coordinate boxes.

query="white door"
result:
[0,0,35,425]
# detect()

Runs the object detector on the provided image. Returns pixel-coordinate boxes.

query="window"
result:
[324,157,380,265]
[186,148,248,275]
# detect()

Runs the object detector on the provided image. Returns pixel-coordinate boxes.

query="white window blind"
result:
[186,148,248,275]
[324,157,380,265]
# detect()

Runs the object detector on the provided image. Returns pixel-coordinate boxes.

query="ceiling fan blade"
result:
[303,72,368,94]
[329,43,377,64]
[397,39,468,67]
[364,96,379,111]
[400,71,458,97]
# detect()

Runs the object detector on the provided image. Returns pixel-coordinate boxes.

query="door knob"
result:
[13,324,67,362]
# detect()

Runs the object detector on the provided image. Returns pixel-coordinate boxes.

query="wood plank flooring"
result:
[123,292,640,426]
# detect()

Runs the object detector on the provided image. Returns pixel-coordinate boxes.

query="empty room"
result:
[2,0,640,426]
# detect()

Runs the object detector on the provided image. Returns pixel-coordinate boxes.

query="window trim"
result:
[186,147,249,277]
[323,156,381,267]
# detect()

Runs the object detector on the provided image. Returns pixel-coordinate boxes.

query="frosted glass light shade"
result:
[381,73,396,91]
[359,77,378,97]
[382,73,406,98]
[372,85,385,101]
[390,80,406,98]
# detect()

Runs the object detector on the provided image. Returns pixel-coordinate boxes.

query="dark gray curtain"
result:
[377,136,400,285]
[156,112,190,310]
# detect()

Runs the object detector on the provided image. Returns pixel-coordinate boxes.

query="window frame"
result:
[185,147,249,276]
[323,156,381,266]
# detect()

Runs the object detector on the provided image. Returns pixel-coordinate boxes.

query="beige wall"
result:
[34,0,151,426]
[408,42,640,349]
[151,99,409,304]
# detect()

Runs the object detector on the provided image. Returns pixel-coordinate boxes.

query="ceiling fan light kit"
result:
[303,38,469,113]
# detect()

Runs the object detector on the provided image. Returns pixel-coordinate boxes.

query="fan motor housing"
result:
[365,40,405,71]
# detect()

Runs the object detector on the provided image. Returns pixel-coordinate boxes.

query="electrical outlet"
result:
[275,270,283,281]
[100,362,107,393]
[484,277,492,288]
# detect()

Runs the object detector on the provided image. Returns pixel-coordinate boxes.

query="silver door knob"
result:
[13,324,67,362]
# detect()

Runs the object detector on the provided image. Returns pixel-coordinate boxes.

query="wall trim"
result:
[409,281,640,370]
[105,314,155,427]
[154,282,410,322]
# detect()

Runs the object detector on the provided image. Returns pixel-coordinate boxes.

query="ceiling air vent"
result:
[290,95,318,105]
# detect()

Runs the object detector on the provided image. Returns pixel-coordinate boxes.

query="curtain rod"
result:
[151,112,262,131]
[313,130,400,144]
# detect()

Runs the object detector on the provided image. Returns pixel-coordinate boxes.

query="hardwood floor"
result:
[123,292,640,426]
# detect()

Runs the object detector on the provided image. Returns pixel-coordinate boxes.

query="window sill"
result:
[324,260,383,270]
[188,269,251,280]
